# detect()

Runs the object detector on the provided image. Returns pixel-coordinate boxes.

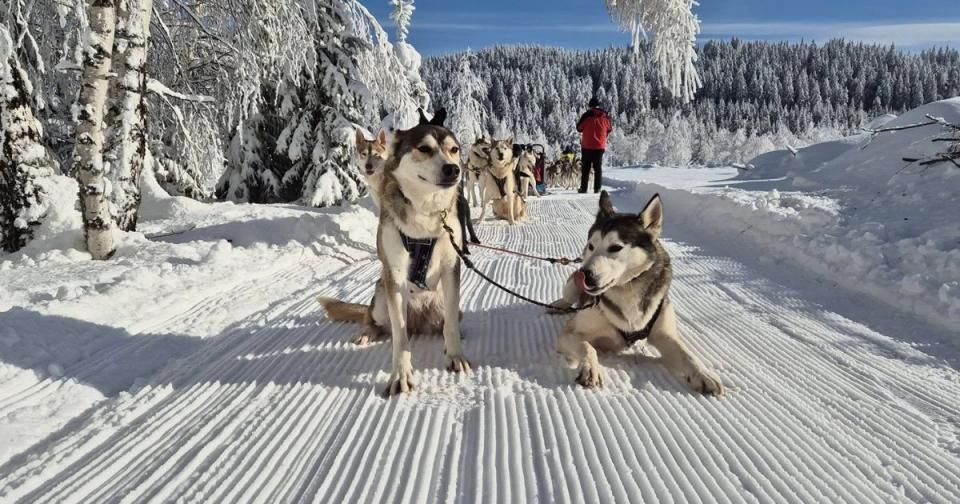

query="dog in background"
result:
[354,128,389,208]
[477,137,524,224]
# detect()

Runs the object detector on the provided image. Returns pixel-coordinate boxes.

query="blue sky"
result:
[367,0,960,55]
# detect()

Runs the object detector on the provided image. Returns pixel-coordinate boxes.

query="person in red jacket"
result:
[576,97,613,193]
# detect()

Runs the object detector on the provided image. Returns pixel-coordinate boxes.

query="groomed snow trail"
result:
[2,191,960,503]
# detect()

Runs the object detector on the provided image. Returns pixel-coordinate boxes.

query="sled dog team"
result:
[319,109,723,397]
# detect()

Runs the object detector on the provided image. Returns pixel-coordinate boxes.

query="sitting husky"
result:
[354,128,389,208]
[515,149,540,198]
[552,191,724,396]
[319,112,472,396]
[477,137,523,224]
[464,140,487,207]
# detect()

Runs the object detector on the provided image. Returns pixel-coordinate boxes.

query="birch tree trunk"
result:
[74,0,117,259]
[0,27,58,253]
[105,0,153,231]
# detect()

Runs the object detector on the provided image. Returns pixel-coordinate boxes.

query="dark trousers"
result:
[580,149,603,193]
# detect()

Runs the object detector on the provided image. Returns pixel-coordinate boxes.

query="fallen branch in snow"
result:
[786,144,799,157]
[145,224,197,240]
[146,79,214,103]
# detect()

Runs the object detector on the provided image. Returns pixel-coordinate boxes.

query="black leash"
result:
[439,211,594,314]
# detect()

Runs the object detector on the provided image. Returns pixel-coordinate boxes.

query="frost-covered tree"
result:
[218,0,430,207]
[604,0,702,102]
[0,25,59,253]
[447,49,486,146]
[104,0,153,231]
[74,0,118,259]
[389,0,415,43]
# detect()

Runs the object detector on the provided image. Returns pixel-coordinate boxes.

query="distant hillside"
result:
[423,40,960,164]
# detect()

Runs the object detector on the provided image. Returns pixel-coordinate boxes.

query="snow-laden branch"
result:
[146,78,214,103]
[605,0,702,102]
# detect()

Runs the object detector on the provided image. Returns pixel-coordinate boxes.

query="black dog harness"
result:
[491,173,509,198]
[616,297,666,345]
[399,231,438,290]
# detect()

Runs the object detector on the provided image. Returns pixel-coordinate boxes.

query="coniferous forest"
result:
[424,40,960,165]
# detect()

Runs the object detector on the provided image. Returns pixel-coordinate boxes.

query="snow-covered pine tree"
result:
[74,0,117,259]
[447,49,486,146]
[104,0,153,231]
[294,0,367,207]
[0,26,59,253]
[604,0,702,102]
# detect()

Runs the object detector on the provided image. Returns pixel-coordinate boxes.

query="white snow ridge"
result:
[2,182,960,502]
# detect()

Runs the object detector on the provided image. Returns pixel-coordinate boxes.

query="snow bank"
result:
[608,99,960,332]
[0,182,380,461]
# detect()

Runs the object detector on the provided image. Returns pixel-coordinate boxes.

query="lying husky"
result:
[552,191,724,396]
[354,128,388,207]
[320,113,472,396]
[477,137,524,224]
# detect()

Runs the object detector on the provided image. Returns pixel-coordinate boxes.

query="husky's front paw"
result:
[351,331,371,346]
[383,366,416,396]
[576,362,603,388]
[446,355,472,373]
[686,368,724,397]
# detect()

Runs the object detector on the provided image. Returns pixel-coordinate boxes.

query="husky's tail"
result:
[317,297,366,323]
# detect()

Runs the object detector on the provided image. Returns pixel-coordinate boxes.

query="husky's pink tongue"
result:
[573,271,588,292]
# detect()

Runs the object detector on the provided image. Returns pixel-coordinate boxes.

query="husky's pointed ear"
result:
[639,193,663,236]
[376,128,387,146]
[417,108,429,125]
[430,108,447,126]
[354,128,367,147]
[598,190,615,219]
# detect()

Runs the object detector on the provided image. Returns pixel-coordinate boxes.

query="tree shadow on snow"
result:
[0,308,204,397]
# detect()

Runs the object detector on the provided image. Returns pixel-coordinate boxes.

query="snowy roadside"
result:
[606,100,960,334]
[0,178,380,465]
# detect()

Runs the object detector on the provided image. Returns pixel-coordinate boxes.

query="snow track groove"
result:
[1,192,959,502]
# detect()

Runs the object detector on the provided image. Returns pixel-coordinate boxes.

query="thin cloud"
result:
[406,18,960,48]
[701,21,960,46]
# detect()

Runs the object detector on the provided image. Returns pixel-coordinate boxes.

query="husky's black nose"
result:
[441,164,460,178]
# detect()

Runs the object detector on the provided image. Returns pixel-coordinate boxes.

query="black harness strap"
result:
[616,297,666,344]
[399,231,438,290]
[492,173,508,198]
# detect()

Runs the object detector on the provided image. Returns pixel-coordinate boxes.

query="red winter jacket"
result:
[576,108,613,151]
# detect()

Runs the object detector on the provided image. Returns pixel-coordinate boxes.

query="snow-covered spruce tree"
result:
[104,0,153,231]
[0,26,59,253]
[289,0,367,207]
[447,49,486,146]
[604,0,702,102]
[74,0,117,259]
[219,0,429,207]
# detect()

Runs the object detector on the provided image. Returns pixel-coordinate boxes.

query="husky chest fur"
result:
[554,191,724,396]
[319,121,472,396]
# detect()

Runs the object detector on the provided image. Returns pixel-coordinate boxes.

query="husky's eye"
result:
[450,146,460,155]
[588,244,595,252]
[418,145,433,154]
[607,245,623,254]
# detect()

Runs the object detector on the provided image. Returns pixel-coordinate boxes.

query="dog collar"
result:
[614,296,665,345]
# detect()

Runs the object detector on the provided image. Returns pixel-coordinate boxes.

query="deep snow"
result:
[2,165,960,500]
[609,98,960,333]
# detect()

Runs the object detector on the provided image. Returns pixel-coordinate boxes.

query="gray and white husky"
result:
[319,115,472,396]
[552,191,724,396]
[354,127,389,208]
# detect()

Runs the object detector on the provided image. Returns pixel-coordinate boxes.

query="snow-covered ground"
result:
[609,98,960,334]
[2,163,960,500]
